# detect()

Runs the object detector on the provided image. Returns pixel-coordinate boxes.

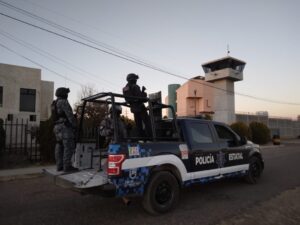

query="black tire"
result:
[245,156,263,184]
[142,171,179,215]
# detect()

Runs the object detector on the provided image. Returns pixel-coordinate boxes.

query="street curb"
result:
[0,165,55,182]
[0,173,43,182]
[260,144,285,149]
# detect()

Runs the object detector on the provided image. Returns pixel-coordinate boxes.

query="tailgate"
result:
[43,168,108,189]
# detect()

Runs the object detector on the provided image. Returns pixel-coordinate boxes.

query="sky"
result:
[0,0,299,119]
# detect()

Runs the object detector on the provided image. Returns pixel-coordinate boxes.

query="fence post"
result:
[20,119,24,152]
[9,118,13,152]
[4,119,7,151]
[24,121,28,155]
[15,118,18,152]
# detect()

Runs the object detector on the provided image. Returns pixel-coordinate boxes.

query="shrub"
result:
[249,122,270,145]
[230,122,252,139]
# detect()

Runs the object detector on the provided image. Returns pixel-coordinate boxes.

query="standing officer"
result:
[52,87,78,172]
[99,105,127,145]
[122,73,152,137]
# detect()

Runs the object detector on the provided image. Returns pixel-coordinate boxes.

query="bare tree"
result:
[74,85,106,127]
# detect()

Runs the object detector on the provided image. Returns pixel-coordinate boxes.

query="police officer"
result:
[52,87,78,172]
[99,105,127,144]
[122,73,152,137]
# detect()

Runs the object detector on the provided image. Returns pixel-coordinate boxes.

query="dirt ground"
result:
[218,186,300,225]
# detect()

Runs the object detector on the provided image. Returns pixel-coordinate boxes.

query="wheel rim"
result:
[155,181,172,205]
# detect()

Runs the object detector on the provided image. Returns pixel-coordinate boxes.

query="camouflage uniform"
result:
[123,73,152,137]
[52,88,77,172]
[99,106,127,144]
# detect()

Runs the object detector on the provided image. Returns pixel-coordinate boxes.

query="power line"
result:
[0,42,82,86]
[0,11,299,106]
[0,0,193,83]
[0,11,191,80]
[15,0,185,79]
[0,28,118,90]
[20,0,148,52]
[0,0,164,72]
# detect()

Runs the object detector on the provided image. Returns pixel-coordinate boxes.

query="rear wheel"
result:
[245,156,263,184]
[142,171,179,215]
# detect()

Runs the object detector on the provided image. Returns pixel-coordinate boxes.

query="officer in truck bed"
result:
[122,73,152,138]
[99,105,127,145]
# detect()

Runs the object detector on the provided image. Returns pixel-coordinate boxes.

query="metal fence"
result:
[1,119,40,161]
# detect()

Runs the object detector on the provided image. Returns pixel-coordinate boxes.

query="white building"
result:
[0,63,54,124]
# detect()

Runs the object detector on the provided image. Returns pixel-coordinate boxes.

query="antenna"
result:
[227,44,230,56]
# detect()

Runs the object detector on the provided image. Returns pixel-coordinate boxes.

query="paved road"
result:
[1,144,300,225]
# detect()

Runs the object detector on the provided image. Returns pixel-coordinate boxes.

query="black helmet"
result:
[55,87,70,98]
[126,73,139,81]
[109,105,122,114]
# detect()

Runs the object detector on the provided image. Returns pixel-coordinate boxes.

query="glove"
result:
[142,86,146,92]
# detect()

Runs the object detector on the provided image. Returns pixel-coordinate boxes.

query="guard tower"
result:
[202,56,246,124]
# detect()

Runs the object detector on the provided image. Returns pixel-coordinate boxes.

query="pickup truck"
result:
[44,92,264,215]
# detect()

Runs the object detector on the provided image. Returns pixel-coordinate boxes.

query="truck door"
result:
[213,124,249,175]
[184,121,220,179]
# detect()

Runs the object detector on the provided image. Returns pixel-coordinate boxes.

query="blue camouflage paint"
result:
[108,144,153,197]
[140,146,152,157]
[109,167,150,197]
[184,170,246,187]
[108,144,121,154]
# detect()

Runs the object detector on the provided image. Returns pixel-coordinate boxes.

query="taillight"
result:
[107,154,125,176]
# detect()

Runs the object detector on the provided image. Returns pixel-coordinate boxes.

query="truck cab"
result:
[44,92,264,214]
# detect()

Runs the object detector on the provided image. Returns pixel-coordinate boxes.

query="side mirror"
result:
[240,136,247,145]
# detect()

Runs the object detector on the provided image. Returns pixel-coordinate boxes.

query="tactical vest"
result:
[51,100,67,122]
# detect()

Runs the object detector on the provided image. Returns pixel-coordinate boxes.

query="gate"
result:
[1,119,41,162]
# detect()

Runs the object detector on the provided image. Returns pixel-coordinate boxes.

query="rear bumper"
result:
[96,183,116,197]
[43,168,114,196]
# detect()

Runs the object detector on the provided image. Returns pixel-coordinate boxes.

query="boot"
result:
[64,166,79,172]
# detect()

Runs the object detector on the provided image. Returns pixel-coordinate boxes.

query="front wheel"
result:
[245,156,263,184]
[142,171,179,215]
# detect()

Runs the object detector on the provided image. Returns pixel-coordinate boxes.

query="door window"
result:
[188,123,213,149]
[214,124,239,147]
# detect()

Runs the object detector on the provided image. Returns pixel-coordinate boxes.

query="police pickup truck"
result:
[44,92,264,215]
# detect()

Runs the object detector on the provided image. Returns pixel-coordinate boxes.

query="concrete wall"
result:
[0,63,54,124]
[176,79,214,117]
[211,79,236,124]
